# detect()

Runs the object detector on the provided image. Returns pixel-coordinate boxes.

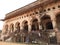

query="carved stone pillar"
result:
[37,15,42,30]
[20,25,23,31]
[51,15,58,32]
[28,23,32,32]
[50,15,59,43]
[38,16,42,30]
[38,22,42,30]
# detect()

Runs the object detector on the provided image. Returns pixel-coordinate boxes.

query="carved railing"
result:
[1,29,56,43]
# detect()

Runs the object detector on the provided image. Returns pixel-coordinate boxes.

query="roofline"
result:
[5,0,60,20]
[6,0,37,17]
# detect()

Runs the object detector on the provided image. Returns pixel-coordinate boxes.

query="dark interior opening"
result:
[41,15,52,30]
[24,21,28,32]
[11,24,14,32]
[32,19,39,31]
[46,22,53,29]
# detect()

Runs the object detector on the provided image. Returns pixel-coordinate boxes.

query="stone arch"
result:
[31,18,39,31]
[41,15,53,30]
[56,13,60,30]
[10,23,14,32]
[21,20,29,42]
[15,22,20,31]
[30,17,39,23]
[55,11,60,16]
[22,20,28,32]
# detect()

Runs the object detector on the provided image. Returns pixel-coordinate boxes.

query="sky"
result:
[0,0,36,30]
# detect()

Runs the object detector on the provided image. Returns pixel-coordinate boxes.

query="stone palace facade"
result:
[1,0,60,44]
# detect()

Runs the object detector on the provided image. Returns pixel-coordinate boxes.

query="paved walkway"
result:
[0,41,27,45]
[0,41,40,45]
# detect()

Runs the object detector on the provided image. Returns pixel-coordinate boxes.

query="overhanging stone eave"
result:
[6,0,52,19]
[5,0,60,20]
[5,1,38,17]
[5,1,41,19]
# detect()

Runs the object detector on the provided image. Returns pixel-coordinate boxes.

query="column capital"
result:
[28,22,32,25]
[51,15,56,21]
[51,18,56,22]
